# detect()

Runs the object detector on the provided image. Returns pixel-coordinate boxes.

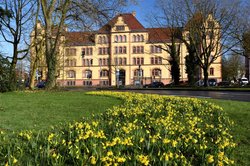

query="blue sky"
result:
[0,0,155,57]
[126,0,156,27]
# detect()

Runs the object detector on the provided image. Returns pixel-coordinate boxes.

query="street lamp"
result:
[138,65,142,87]
[116,68,119,88]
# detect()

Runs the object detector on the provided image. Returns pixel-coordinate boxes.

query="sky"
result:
[0,0,155,57]
[126,0,156,27]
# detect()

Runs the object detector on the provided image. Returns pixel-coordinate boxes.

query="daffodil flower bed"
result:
[0,91,235,165]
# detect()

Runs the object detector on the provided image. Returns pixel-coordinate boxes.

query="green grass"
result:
[206,99,250,166]
[0,91,122,132]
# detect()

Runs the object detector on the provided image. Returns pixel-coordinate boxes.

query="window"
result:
[99,58,109,66]
[82,48,93,56]
[119,35,123,42]
[133,35,136,42]
[210,67,214,76]
[115,46,118,54]
[133,57,136,65]
[98,36,102,44]
[150,45,162,53]
[84,70,92,78]
[116,25,125,31]
[115,57,126,65]
[152,69,161,77]
[151,57,162,65]
[67,70,76,78]
[140,46,144,53]
[119,58,123,65]
[66,59,76,67]
[65,48,76,56]
[123,46,127,54]
[133,57,144,65]
[134,69,144,77]
[119,47,123,54]
[67,81,75,86]
[137,35,140,42]
[82,59,93,66]
[133,34,144,42]
[141,35,144,42]
[133,46,144,54]
[115,57,118,65]
[83,81,92,86]
[115,46,126,54]
[115,35,118,42]
[98,47,109,55]
[133,46,136,53]
[100,70,109,77]
[123,58,127,65]
[100,80,109,86]
[123,35,127,42]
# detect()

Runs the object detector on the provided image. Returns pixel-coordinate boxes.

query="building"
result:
[31,12,222,87]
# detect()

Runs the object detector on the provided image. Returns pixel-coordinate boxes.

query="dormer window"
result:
[116,25,125,31]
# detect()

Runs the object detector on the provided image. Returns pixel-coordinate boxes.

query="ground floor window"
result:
[100,80,109,86]
[83,80,92,86]
[209,67,214,76]
[67,81,75,86]
[152,68,161,77]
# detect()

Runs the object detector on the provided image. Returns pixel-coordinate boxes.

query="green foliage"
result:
[222,54,245,81]
[0,91,235,165]
[0,54,11,92]
[185,51,199,85]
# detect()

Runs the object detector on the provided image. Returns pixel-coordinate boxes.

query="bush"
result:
[0,92,235,165]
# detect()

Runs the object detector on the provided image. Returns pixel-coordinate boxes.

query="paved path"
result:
[121,90,250,102]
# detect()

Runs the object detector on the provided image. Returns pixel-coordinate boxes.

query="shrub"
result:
[0,91,235,165]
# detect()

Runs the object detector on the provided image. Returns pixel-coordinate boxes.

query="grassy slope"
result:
[0,91,121,131]
[207,99,250,166]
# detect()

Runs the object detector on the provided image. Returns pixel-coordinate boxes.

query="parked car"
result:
[217,81,230,87]
[195,79,217,86]
[195,80,204,86]
[208,78,217,86]
[238,78,249,86]
[36,81,46,88]
[143,81,164,88]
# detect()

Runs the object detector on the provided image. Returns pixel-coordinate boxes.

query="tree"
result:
[183,0,242,86]
[37,0,135,90]
[0,54,11,92]
[149,1,182,85]
[0,0,35,90]
[153,0,243,87]
[222,54,244,81]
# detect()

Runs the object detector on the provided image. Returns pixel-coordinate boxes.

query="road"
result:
[121,90,250,102]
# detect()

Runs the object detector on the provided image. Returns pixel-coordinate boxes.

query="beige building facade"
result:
[32,12,222,87]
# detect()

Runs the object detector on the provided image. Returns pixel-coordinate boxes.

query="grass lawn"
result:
[206,99,250,166]
[0,91,122,131]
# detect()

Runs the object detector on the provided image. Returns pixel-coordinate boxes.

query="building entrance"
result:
[119,69,126,86]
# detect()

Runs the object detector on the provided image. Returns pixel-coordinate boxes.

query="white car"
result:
[239,78,249,86]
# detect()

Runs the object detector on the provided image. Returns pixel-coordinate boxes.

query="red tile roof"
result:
[147,28,182,43]
[99,13,145,33]
[64,32,95,46]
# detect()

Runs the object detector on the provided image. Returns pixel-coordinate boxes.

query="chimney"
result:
[132,11,136,17]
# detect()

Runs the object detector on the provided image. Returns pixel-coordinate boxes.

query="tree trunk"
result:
[9,44,18,90]
[203,66,209,87]
[29,59,37,89]
[45,52,57,89]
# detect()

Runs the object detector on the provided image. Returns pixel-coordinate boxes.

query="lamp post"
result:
[139,64,142,87]
[116,68,119,88]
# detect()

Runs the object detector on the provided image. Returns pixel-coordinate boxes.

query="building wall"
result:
[33,14,222,87]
